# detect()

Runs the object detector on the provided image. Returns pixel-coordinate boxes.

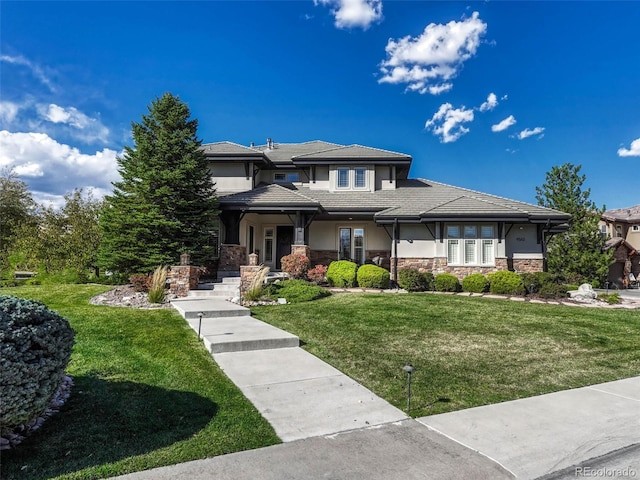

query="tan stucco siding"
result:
[375,165,396,190]
[397,224,435,257]
[308,166,330,190]
[210,163,252,192]
[626,227,640,250]
[308,220,387,251]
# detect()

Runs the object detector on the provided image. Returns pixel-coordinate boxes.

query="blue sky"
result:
[1,1,638,210]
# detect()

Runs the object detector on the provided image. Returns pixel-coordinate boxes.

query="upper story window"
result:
[335,167,368,190]
[633,225,639,232]
[274,172,300,183]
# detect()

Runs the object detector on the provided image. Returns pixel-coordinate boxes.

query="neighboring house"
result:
[601,205,640,288]
[204,139,571,281]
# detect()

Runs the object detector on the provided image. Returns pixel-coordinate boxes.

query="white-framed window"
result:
[337,168,350,189]
[264,228,274,264]
[339,227,365,264]
[334,166,368,190]
[447,224,495,266]
[633,225,639,232]
[274,172,300,183]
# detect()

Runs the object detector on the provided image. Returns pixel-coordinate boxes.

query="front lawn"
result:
[251,293,640,417]
[0,285,280,480]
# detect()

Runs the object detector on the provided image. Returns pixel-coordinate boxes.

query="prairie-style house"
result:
[205,139,570,281]
[600,205,640,288]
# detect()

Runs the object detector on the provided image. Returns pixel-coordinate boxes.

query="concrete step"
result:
[186,316,299,353]
[171,298,249,319]
[221,276,241,284]
[188,289,238,298]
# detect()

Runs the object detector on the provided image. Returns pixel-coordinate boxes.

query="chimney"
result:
[267,138,273,149]
[250,141,255,148]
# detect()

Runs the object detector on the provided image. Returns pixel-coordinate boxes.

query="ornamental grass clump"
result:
[244,265,270,301]
[0,295,75,444]
[148,266,168,304]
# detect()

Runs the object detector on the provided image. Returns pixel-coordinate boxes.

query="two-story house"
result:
[601,205,640,287]
[205,139,570,282]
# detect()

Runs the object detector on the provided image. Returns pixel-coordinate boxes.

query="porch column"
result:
[218,211,245,277]
[294,210,306,245]
[220,211,242,245]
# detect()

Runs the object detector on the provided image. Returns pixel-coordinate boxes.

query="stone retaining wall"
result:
[168,266,200,297]
[219,244,246,273]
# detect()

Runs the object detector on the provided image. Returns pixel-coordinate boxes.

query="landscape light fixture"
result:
[197,312,204,339]
[403,364,416,413]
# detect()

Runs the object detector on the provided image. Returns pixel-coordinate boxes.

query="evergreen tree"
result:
[535,163,613,285]
[98,93,218,274]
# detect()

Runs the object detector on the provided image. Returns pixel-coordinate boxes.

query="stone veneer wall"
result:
[393,257,515,280]
[310,250,338,266]
[168,266,200,297]
[512,258,544,274]
[219,244,246,273]
[240,265,262,298]
[291,245,311,258]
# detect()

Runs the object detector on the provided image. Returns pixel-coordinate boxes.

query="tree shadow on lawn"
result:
[1,376,218,480]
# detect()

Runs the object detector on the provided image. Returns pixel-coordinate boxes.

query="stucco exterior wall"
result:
[505,224,541,255]
[308,165,330,190]
[210,163,252,192]
[375,165,396,190]
[308,220,387,251]
[396,224,435,257]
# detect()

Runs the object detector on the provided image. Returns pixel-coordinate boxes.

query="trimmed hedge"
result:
[356,265,390,289]
[397,268,428,292]
[538,282,568,299]
[434,273,461,292]
[326,260,358,288]
[462,273,489,293]
[0,296,75,433]
[488,271,525,295]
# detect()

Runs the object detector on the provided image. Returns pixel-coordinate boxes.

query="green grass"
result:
[0,285,279,480]
[251,293,640,417]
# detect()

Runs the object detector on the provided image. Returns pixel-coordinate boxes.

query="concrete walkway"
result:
[118,296,640,480]
[170,297,407,441]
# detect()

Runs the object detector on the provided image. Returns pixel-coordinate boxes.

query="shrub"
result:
[434,273,461,292]
[488,271,525,295]
[326,260,358,288]
[462,273,489,293]
[397,268,428,292]
[423,272,435,291]
[0,296,75,434]
[148,266,168,304]
[307,264,328,284]
[598,292,620,304]
[130,274,150,292]
[356,265,390,289]
[520,272,558,294]
[280,254,310,280]
[265,279,331,303]
[538,282,568,299]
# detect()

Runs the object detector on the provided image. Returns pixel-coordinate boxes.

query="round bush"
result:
[326,260,358,288]
[538,282,568,299]
[434,273,461,292]
[0,296,75,433]
[356,265,390,289]
[280,254,311,280]
[462,273,489,293]
[488,271,525,295]
[397,268,428,292]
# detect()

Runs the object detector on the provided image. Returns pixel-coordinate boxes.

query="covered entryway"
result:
[276,226,294,270]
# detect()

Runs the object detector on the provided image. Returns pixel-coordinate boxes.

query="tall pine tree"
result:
[535,163,613,285]
[99,93,218,274]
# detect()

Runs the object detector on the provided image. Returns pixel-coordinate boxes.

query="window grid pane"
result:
[354,228,364,264]
[447,239,459,264]
[337,169,349,188]
[481,226,494,238]
[339,228,351,260]
[464,239,476,264]
[354,168,366,188]
[464,226,477,238]
[482,239,494,264]
[447,226,460,238]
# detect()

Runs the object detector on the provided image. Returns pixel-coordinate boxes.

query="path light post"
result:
[605,281,610,294]
[197,312,204,340]
[403,364,416,413]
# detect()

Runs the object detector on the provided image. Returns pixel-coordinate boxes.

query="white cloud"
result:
[479,93,498,112]
[0,54,55,92]
[36,103,110,143]
[0,130,120,201]
[517,127,545,139]
[0,101,21,124]
[378,11,487,94]
[618,138,640,157]
[426,83,453,95]
[491,115,517,132]
[425,103,474,143]
[315,0,382,30]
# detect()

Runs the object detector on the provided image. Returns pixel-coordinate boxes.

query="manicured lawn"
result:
[0,285,280,480]
[251,293,640,417]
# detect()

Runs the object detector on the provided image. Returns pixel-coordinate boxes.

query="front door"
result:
[276,226,294,270]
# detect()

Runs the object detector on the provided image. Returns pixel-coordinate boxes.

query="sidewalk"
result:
[110,297,640,479]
